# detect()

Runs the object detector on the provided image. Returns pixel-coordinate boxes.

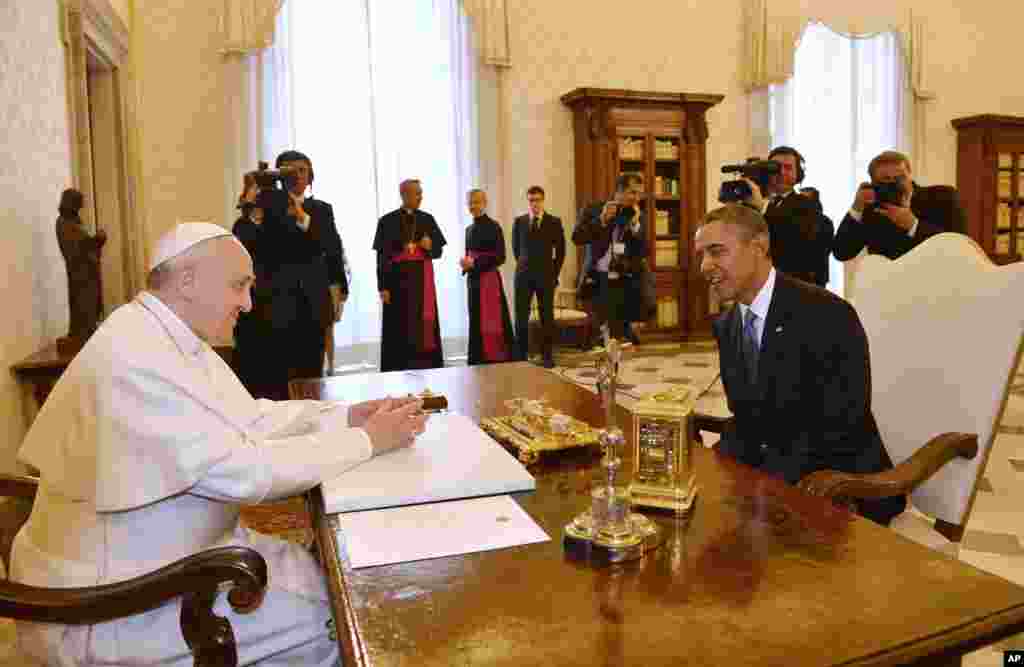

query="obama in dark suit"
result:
[695,204,905,526]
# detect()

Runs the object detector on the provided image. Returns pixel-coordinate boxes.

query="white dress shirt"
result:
[737,267,777,349]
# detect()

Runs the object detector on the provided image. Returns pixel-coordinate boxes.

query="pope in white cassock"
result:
[10,222,427,666]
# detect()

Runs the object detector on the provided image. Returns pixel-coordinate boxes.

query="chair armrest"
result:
[692,413,729,434]
[0,474,38,500]
[0,545,268,667]
[797,432,979,500]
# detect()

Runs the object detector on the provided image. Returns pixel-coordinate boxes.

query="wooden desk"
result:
[294,363,1024,666]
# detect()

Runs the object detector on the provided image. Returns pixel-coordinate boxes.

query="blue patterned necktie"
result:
[742,308,760,386]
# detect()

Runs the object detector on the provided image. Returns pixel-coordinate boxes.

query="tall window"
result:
[769,22,907,295]
[273,0,478,368]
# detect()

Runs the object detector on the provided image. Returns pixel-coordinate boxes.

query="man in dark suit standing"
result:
[833,150,967,261]
[695,203,905,526]
[573,173,647,345]
[745,146,825,285]
[798,186,835,287]
[257,150,348,399]
[512,186,565,368]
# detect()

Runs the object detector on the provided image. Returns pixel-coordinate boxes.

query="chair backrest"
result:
[851,233,1024,526]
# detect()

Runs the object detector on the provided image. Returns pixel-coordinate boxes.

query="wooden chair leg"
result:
[182,589,239,667]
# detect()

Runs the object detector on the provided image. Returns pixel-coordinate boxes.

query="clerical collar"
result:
[402,208,416,216]
[136,291,204,359]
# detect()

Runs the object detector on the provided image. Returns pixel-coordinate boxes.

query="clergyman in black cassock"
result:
[374,179,446,372]
[462,190,514,365]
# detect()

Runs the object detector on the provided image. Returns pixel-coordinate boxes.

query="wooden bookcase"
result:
[952,114,1024,264]
[561,88,723,338]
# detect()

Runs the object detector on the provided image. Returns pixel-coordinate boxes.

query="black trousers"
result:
[514,271,554,361]
[591,272,630,340]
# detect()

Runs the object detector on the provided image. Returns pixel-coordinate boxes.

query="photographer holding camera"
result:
[255,150,349,399]
[833,150,967,261]
[735,147,827,286]
[572,173,647,346]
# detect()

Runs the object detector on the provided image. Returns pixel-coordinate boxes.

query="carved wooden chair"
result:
[799,233,1024,553]
[0,474,268,666]
[695,233,1024,555]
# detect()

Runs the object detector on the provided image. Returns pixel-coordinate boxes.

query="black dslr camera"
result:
[250,161,299,191]
[718,159,781,204]
[870,180,904,207]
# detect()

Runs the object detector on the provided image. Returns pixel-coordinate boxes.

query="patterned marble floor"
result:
[547,342,1024,663]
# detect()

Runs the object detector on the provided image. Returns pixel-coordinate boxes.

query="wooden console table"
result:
[11,343,236,421]
[10,343,75,413]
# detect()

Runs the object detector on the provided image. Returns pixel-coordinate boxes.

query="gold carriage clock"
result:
[629,387,697,514]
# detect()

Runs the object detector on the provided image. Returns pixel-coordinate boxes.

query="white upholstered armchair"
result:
[798,233,1024,555]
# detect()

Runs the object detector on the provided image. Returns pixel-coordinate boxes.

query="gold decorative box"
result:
[480,399,602,464]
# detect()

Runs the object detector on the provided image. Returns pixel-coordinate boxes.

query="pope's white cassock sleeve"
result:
[193,399,372,503]
[11,293,364,667]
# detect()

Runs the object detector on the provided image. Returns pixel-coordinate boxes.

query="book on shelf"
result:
[655,239,679,267]
[653,177,679,196]
[654,139,679,160]
[655,210,670,236]
[656,298,679,327]
[618,137,643,161]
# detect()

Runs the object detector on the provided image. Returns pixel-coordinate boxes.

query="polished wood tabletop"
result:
[294,363,1024,666]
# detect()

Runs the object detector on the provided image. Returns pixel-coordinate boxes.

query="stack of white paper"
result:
[337,495,550,569]
[321,413,536,514]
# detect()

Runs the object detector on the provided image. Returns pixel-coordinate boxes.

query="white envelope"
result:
[337,495,550,569]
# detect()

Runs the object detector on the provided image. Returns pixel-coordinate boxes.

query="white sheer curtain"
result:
[222,4,294,229]
[286,0,477,368]
[769,22,907,296]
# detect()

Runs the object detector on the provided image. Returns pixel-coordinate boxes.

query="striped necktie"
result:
[742,308,760,386]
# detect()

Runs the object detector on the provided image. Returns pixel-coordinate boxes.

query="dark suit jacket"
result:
[833,184,967,260]
[810,206,835,287]
[713,272,906,525]
[573,204,646,274]
[258,190,347,330]
[765,191,824,284]
[512,212,566,282]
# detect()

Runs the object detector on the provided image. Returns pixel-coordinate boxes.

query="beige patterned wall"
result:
[132,0,235,248]
[0,2,74,472]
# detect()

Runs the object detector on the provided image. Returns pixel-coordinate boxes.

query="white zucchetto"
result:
[148,221,233,272]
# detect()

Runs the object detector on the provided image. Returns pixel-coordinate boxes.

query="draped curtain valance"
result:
[460,0,511,67]
[742,0,931,100]
[219,0,285,54]
[218,0,512,67]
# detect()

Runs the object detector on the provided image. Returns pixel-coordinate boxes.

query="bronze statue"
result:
[56,188,105,354]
